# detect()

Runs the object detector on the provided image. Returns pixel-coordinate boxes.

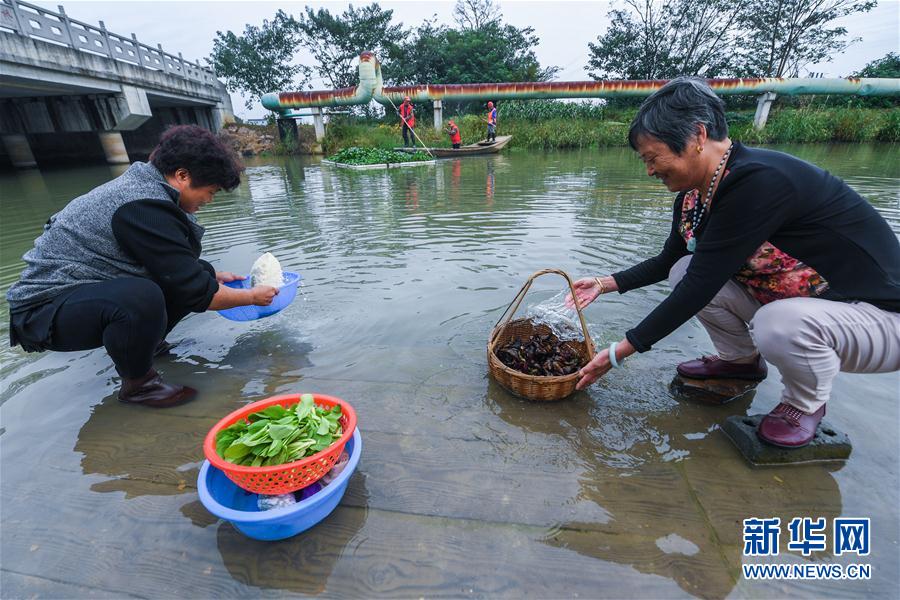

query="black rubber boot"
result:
[153,339,177,357]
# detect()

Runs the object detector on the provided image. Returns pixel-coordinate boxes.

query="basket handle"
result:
[491,268,595,361]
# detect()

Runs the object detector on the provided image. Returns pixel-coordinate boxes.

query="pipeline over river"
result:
[261,52,900,114]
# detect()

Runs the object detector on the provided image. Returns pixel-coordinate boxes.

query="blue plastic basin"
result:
[217,271,302,321]
[198,428,361,541]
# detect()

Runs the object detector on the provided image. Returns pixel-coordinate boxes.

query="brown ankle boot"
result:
[118,369,197,408]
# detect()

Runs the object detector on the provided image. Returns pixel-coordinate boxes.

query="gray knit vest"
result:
[6,162,205,312]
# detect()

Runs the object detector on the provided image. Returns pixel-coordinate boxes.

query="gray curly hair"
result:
[628,77,728,154]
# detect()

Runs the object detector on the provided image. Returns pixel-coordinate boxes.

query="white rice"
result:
[250,252,284,287]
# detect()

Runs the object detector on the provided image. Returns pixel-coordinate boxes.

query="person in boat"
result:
[567,77,900,449]
[6,125,279,408]
[486,101,497,142]
[399,96,416,147]
[446,119,462,149]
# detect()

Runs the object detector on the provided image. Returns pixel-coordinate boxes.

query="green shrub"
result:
[875,109,900,142]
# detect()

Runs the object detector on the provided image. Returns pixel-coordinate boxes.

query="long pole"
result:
[385,96,434,158]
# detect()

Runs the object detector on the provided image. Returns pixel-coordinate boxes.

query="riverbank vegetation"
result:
[318,103,900,154]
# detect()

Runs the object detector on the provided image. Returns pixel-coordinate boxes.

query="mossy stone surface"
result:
[721,414,852,466]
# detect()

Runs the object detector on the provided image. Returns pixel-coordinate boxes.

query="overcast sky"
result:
[30,0,900,119]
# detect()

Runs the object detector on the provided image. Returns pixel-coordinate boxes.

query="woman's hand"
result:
[251,285,279,306]
[216,271,244,283]
[208,283,278,311]
[576,338,635,390]
[576,348,613,390]
[566,278,602,309]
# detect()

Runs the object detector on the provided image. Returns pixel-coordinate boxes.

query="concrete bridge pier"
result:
[98,131,129,164]
[2,134,37,168]
[754,92,777,130]
[433,100,442,131]
[276,117,298,144]
[310,107,325,141]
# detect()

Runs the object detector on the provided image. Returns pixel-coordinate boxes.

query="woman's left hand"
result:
[576,348,612,390]
[216,271,244,283]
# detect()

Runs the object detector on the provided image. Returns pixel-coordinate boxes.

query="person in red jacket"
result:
[446,119,462,149]
[399,96,416,147]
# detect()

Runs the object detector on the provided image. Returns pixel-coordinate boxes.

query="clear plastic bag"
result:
[321,452,350,486]
[523,290,585,341]
[256,451,351,510]
[257,493,297,511]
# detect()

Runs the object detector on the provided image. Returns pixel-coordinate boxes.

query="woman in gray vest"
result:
[7,125,279,407]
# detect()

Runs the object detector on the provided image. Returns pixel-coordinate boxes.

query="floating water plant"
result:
[327,146,431,165]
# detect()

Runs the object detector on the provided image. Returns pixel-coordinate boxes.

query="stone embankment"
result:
[222,123,277,156]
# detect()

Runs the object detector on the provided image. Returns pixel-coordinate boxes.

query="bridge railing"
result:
[0,0,216,85]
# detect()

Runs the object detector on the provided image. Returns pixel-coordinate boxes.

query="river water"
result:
[1,145,898,598]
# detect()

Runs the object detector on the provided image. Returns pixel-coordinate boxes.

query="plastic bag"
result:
[257,493,297,511]
[523,290,584,341]
[321,452,350,486]
[256,451,350,510]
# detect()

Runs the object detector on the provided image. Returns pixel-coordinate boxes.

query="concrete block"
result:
[721,414,852,466]
[669,375,758,405]
[112,85,152,131]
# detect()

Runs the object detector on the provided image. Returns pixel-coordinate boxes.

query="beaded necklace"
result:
[687,142,734,252]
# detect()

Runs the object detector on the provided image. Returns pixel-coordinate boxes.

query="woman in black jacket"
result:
[568,78,900,448]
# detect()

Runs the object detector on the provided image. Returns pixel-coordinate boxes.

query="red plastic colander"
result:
[203,393,357,495]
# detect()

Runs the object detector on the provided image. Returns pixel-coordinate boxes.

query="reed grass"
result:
[309,105,900,155]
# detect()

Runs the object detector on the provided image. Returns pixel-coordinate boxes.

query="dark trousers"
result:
[486,124,496,142]
[10,277,191,378]
[452,143,460,149]
[402,123,414,146]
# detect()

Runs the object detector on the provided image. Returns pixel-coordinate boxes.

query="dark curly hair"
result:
[149,125,243,191]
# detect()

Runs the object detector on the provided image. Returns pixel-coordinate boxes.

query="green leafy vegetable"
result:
[215,394,343,467]
[327,146,431,165]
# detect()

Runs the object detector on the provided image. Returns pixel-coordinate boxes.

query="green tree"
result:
[846,53,900,107]
[453,0,502,30]
[738,0,876,77]
[853,52,900,78]
[388,20,559,86]
[294,3,406,90]
[586,0,745,80]
[209,11,311,110]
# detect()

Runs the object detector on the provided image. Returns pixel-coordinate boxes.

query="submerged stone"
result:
[669,375,758,405]
[722,414,852,465]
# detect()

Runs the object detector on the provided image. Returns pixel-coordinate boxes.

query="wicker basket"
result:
[488,269,596,401]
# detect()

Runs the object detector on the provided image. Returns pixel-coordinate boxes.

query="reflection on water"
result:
[0,145,897,598]
[488,382,842,598]
[216,475,368,595]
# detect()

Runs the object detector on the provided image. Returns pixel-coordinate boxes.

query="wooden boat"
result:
[395,135,512,158]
